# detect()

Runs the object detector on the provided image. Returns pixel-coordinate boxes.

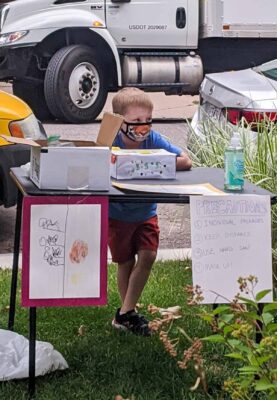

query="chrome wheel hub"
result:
[69,62,100,109]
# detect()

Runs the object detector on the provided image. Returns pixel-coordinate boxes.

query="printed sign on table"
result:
[190,195,273,304]
[22,196,108,307]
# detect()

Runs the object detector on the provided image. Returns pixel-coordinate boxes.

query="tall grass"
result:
[188,116,277,194]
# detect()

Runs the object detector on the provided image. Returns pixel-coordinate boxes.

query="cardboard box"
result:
[30,146,111,190]
[111,149,176,180]
[1,113,123,191]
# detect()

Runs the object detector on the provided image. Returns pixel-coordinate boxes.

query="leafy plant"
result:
[199,277,277,400]
[149,276,277,400]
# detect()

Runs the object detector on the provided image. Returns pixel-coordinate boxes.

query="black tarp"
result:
[0,144,30,207]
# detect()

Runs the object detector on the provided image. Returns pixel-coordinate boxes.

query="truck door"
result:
[105,0,196,49]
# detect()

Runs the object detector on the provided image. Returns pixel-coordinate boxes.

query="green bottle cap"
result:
[47,135,61,144]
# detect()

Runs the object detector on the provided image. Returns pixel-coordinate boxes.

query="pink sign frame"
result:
[22,196,108,307]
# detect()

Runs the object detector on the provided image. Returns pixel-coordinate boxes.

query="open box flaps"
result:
[96,112,123,147]
[0,112,123,148]
[0,113,124,191]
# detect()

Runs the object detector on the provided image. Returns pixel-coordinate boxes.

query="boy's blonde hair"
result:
[112,87,153,116]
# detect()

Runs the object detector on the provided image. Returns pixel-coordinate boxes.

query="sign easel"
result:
[190,195,273,303]
[21,195,108,397]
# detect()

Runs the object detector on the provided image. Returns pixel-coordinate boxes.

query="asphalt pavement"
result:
[0,85,198,267]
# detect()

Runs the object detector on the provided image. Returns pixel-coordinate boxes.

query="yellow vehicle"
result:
[0,89,46,146]
[0,89,46,207]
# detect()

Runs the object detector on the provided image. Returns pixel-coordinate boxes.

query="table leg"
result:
[8,190,23,330]
[28,307,36,398]
[255,303,264,344]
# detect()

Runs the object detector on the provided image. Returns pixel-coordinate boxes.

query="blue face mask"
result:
[122,121,152,142]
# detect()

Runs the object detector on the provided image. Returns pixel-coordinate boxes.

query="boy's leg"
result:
[110,216,159,335]
[113,250,156,336]
[117,257,135,302]
[120,249,157,313]
[109,218,136,303]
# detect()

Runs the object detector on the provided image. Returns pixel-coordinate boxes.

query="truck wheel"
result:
[13,81,54,122]
[44,45,108,123]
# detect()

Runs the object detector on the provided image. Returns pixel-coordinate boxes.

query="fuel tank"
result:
[122,54,203,94]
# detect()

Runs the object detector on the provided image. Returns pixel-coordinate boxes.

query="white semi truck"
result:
[0,0,277,123]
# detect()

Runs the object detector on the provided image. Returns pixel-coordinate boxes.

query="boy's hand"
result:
[176,152,192,171]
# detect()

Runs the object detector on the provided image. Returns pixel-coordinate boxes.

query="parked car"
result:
[0,90,46,145]
[191,58,277,140]
[0,89,46,207]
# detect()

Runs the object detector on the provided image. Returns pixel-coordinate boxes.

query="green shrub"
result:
[149,276,277,400]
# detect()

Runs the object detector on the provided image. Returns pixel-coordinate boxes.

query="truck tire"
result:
[13,81,54,122]
[44,45,108,123]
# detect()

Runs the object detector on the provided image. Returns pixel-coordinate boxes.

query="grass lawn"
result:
[0,260,237,400]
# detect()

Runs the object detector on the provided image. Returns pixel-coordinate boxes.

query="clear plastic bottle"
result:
[47,134,74,147]
[224,132,244,191]
[47,134,61,147]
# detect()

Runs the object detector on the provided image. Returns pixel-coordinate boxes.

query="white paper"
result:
[29,204,101,299]
[190,195,273,303]
[113,182,224,195]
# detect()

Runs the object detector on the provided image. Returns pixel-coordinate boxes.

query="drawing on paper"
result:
[69,240,89,264]
[39,218,65,267]
[29,203,101,300]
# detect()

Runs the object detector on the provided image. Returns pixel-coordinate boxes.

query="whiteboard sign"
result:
[22,196,108,307]
[190,195,273,304]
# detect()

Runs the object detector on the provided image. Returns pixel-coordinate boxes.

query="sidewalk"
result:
[1,82,199,120]
[0,248,192,270]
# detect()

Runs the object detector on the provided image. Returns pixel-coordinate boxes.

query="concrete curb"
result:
[0,248,191,270]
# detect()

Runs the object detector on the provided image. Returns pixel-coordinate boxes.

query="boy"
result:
[109,88,192,336]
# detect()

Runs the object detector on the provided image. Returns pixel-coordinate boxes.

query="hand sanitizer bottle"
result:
[224,132,244,191]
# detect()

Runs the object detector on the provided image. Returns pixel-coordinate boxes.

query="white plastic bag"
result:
[20,162,30,176]
[0,329,68,380]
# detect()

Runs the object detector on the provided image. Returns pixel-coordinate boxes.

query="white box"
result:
[2,113,124,191]
[111,149,176,180]
[30,146,110,190]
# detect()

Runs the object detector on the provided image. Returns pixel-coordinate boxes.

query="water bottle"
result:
[47,134,74,147]
[224,132,244,191]
[47,134,61,146]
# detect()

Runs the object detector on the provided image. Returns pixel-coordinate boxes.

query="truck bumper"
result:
[0,45,35,80]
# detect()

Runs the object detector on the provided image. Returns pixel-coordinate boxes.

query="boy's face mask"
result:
[122,121,152,142]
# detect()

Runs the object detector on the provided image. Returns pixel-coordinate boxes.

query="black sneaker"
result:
[112,308,152,337]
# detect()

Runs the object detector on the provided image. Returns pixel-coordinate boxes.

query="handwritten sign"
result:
[22,196,108,307]
[190,195,273,303]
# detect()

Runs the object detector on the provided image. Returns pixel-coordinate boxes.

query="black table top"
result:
[10,167,277,204]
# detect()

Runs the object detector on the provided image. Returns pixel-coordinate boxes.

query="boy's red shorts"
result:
[108,215,160,264]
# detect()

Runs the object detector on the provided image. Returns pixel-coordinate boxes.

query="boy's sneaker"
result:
[112,308,152,337]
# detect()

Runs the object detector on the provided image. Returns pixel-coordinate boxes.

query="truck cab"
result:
[1,0,277,124]
[0,0,202,123]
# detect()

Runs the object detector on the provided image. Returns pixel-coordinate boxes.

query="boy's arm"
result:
[176,152,192,171]
[151,131,192,170]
